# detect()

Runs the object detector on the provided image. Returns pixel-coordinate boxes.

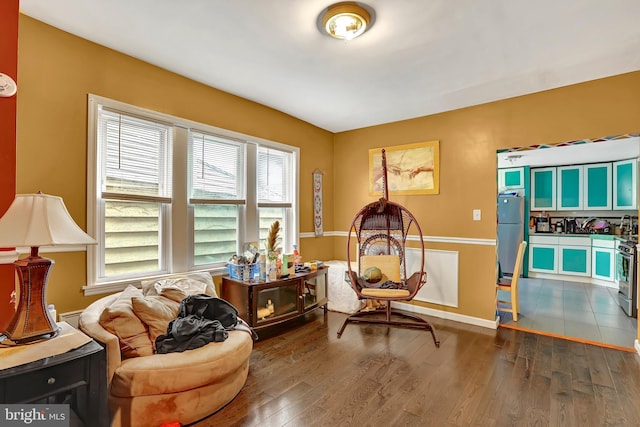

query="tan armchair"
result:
[79,273,253,427]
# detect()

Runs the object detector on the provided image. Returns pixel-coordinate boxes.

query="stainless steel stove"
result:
[616,240,637,318]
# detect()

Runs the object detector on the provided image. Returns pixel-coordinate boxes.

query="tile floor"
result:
[498,277,638,349]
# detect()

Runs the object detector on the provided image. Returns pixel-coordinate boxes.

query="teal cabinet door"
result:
[584,163,612,210]
[592,247,615,281]
[531,167,556,211]
[529,244,557,273]
[504,170,522,187]
[613,159,637,210]
[559,246,590,276]
[498,166,529,192]
[498,167,525,191]
[557,165,583,210]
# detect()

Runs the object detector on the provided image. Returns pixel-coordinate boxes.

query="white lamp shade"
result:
[0,193,96,248]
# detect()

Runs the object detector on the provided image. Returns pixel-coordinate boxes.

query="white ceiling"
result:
[19,0,640,133]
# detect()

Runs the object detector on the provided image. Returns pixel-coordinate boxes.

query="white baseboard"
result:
[392,301,498,330]
[58,310,83,328]
[528,272,617,289]
[395,302,640,350]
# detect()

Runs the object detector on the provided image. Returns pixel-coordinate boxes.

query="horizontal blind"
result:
[189,131,245,203]
[98,107,173,201]
[258,147,291,205]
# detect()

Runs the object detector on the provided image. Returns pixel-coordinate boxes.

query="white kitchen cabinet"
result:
[557,165,583,210]
[534,161,634,212]
[584,162,612,210]
[529,235,592,277]
[498,167,525,192]
[558,236,591,277]
[613,159,637,210]
[529,244,558,274]
[591,239,615,282]
[529,235,558,273]
[530,167,556,211]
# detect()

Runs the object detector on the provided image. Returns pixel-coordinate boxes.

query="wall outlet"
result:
[473,209,481,221]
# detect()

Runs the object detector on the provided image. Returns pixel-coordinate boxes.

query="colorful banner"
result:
[313,169,323,236]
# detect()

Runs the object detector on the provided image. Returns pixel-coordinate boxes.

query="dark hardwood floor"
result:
[192,310,640,426]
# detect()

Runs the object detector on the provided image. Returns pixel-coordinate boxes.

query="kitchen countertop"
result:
[529,232,638,242]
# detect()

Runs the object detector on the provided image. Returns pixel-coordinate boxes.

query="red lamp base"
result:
[2,250,60,344]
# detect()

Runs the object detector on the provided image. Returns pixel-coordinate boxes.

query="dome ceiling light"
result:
[320,2,374,40]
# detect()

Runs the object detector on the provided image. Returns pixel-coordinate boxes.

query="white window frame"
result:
[86,94,299,295]
[187,130,247,270]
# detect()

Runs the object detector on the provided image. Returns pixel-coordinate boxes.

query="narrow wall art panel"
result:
[313,169,323,236]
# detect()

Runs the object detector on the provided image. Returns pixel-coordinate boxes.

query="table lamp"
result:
[0,192,96,344]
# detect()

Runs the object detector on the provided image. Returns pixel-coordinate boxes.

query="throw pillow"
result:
[141,272,218,298]
[159,287,189,303]
[131,293,181,344]
[99,285,153,358]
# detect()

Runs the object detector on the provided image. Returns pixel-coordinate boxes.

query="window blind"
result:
[98,107,173,202]
[189,131,245,204]
[258,147,291,206]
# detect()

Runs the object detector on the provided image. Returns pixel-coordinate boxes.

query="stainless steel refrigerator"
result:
[497,195,524,277]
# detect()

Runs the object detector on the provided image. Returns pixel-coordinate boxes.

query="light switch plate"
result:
[473,209,481,221]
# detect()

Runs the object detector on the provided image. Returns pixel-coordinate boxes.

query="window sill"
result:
[82,266,228,296]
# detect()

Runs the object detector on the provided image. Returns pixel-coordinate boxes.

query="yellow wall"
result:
[16,15,334,313]
[15,14,640,324]
[333,72,640,321]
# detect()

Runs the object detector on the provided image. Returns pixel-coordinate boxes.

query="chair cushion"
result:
[496,277,513,288]
[99,285,154,358]
[361,288,411,298]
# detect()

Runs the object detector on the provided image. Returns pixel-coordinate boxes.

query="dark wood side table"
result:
[222,266,329,336]
[0,339,109,427]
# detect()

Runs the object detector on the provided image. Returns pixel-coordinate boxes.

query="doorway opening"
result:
[496,134,640,350]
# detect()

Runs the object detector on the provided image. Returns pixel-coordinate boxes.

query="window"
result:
[96,108,172,280]
[87,95,298,294]
[188,131,245,268]
[257,147,293,251]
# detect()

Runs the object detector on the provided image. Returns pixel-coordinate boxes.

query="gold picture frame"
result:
[369,140,440,195]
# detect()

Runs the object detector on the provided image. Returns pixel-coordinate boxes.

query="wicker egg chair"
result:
[337,149,439,347]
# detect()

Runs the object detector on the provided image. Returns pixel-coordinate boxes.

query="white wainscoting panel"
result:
[406,248,458,308]
[58,310,83,328]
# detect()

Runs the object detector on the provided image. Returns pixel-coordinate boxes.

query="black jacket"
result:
[155,295,255,354]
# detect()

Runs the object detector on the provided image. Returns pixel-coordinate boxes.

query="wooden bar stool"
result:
[496,241,527,321]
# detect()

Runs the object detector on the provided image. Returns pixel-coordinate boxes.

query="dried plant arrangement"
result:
[266,220,281,259]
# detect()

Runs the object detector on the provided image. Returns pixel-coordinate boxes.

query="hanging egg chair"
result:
[337,149,439,347]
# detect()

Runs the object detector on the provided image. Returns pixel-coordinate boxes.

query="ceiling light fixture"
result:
[320,2,373,40]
